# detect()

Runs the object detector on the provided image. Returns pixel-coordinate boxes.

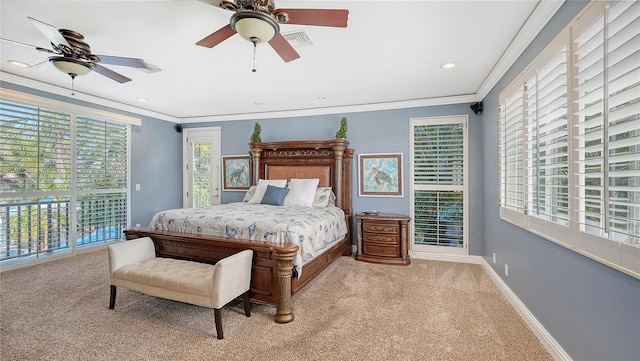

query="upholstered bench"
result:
[107,237,253,339]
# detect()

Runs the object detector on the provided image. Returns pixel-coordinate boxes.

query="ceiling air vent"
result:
[282,30,314,48]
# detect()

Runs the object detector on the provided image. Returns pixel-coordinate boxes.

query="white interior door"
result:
[183,127,221,208]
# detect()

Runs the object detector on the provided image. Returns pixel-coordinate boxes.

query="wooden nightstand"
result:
[355,213,411,265]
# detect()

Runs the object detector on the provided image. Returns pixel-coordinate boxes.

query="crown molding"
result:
[476,0,565,99]
[0,72,179,123]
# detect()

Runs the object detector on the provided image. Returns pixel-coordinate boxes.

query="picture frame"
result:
[358,153,403,197]
[222,155,251,191]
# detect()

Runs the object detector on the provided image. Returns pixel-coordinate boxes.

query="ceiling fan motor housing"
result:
[234,0,275,13]
[230,10,280,43]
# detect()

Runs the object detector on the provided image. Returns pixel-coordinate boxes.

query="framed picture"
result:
[358,153,403,197]
[222,155,251,191]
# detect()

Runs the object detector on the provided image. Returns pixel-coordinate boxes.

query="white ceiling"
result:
[0,1,563,123]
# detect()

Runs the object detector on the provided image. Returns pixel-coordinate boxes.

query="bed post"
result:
[331,139,348,209]
[249,147,261,185]
[273,250,297,323]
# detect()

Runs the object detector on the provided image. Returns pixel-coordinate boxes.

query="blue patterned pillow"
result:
[261,185,290,206]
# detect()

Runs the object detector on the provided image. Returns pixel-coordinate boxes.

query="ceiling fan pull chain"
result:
[252,38,258,72]
[70,73,76,96]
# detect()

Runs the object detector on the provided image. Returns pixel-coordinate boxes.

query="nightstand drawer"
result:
[363,233,399,244]
[363,243,400,257]
[363,222,399,234]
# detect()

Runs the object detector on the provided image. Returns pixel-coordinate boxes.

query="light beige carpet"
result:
[1,250,552,361]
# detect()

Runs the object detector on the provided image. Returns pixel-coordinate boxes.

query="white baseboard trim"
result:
[409,251,483,264]
[481,259,572,361]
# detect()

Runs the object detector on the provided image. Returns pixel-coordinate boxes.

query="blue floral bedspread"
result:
[148,203,348,275]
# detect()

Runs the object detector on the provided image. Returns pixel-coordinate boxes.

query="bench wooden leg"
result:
[243,291,251,317]
[214,308,223,339]
[109,285,117,309]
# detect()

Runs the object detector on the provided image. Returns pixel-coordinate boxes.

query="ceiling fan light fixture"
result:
[231,11,279,43]
[49,56,94,76]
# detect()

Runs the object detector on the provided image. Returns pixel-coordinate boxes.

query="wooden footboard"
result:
[123,228,350,323]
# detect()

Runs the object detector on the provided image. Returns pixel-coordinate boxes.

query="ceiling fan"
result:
[196,0,348,67]
[1,17,151,85]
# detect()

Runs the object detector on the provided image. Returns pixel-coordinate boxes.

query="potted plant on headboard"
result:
[335,117,348,139]
[250,122,262,143]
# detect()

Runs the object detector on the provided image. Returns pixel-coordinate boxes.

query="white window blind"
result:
[0,92,131,264]
[573,0,640,270]
[75,116,129,245]
[498,0,639,278]
[499,81,526,220]
[526,45,570,226]
[411,116,467,254]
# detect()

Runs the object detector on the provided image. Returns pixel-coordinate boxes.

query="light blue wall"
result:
[3,1,638,358]
[480,1,639,360]
[182,103,484,255]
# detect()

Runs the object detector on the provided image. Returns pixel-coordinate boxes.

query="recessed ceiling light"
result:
[136,98,147,103]
[8,60,29,68]
[441,62,456,69]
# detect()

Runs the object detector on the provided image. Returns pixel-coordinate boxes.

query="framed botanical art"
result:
[358,153,403,197]
[222,155,251,191]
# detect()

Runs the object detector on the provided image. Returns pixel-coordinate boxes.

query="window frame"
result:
[410,115,469,256]
[497,0,640,279]
[0,88,137,268]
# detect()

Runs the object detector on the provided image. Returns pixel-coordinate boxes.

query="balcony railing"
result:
[0,198,127,262]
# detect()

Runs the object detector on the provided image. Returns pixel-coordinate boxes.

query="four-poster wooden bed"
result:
[124,139,354,323]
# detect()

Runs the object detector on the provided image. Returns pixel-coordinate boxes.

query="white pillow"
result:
[242,186,257,202]
[312,187,333,208]
[283,178,320,207]
[248,179,287,204]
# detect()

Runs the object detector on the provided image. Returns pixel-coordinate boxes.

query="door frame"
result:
[182,127,221,208]
[409,115,469,256]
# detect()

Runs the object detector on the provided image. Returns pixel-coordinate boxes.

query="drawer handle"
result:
[370,226,394,232]
[370,236,394,242]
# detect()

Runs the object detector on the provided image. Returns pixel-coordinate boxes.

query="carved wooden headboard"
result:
[248,139,354,218]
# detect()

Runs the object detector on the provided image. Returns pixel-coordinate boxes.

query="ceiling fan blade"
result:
[196,24,236,48]
[274,9,349,27]
[95,55,147,69]
[0,37,57,53]
[93,64,132,83]
[268,33,300,63]
[28,17,70,47]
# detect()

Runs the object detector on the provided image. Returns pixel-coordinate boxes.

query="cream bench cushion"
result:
[113,257,218,308]
[108,237,253,339]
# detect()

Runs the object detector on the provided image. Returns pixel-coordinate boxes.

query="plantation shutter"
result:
[499,80,526,226]
[573,0,640,247]
[411,116,466,253]
[0,100,73,257]
[0,101,71,193]
[1,90,134,264]
[75,116,129,244]
[525,44,570,226]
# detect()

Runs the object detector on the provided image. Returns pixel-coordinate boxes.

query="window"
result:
[0,89,138,266]
[498,0,639,278]
[411,116,468,255]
